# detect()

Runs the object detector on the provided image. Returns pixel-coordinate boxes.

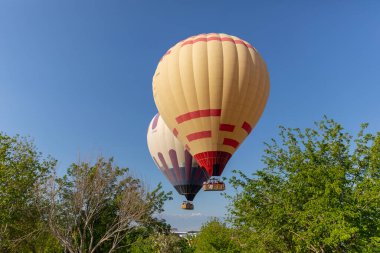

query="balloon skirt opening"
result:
[193,151,232,176]
[174,185,203,201]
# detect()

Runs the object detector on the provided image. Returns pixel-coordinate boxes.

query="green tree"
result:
[193,219,241,253]
[130,232,193,253]
[0,133,58,252]
[227,117,380,252]
[37,157,172,253]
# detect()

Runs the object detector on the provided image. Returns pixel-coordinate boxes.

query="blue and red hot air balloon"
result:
[147,114,209,209]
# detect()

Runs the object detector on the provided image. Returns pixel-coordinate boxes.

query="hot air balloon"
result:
[152,33,270,191]
[147,113,209,209]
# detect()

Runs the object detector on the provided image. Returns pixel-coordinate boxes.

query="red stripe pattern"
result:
[186,131,211,142]
[173,128,178,137]
[176,109,221,124]
[223,138,240,149]
[219,124,235,132]
[242,121,252,134]
[181,36,254,49]
[159,35,254,62]
[159,50,171,62]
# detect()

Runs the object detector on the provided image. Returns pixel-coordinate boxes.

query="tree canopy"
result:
[193,219,241,253]
[2,117,380,253]
[0,132,181,253]
[37,157,173,253]
[227,117,380,252]
[0,133,57,252]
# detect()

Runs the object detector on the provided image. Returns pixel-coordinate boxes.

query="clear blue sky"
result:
[1,0,380,231]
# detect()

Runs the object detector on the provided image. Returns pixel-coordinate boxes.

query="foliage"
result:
[0,132,179,253]
[227,117,380,252]
[193,219,241,253]
[5,117,380,253]
[36,157,172,253]
[0,133,58,252]
[130,232,193,253]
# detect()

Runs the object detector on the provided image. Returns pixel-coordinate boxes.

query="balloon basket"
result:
[181,201,194,210]
[203,178,225,191]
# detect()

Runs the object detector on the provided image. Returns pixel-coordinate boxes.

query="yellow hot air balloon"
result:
[152,33,270,190]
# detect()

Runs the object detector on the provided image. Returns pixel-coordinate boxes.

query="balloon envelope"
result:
[153,33,270,176]
[147,114,209,201]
